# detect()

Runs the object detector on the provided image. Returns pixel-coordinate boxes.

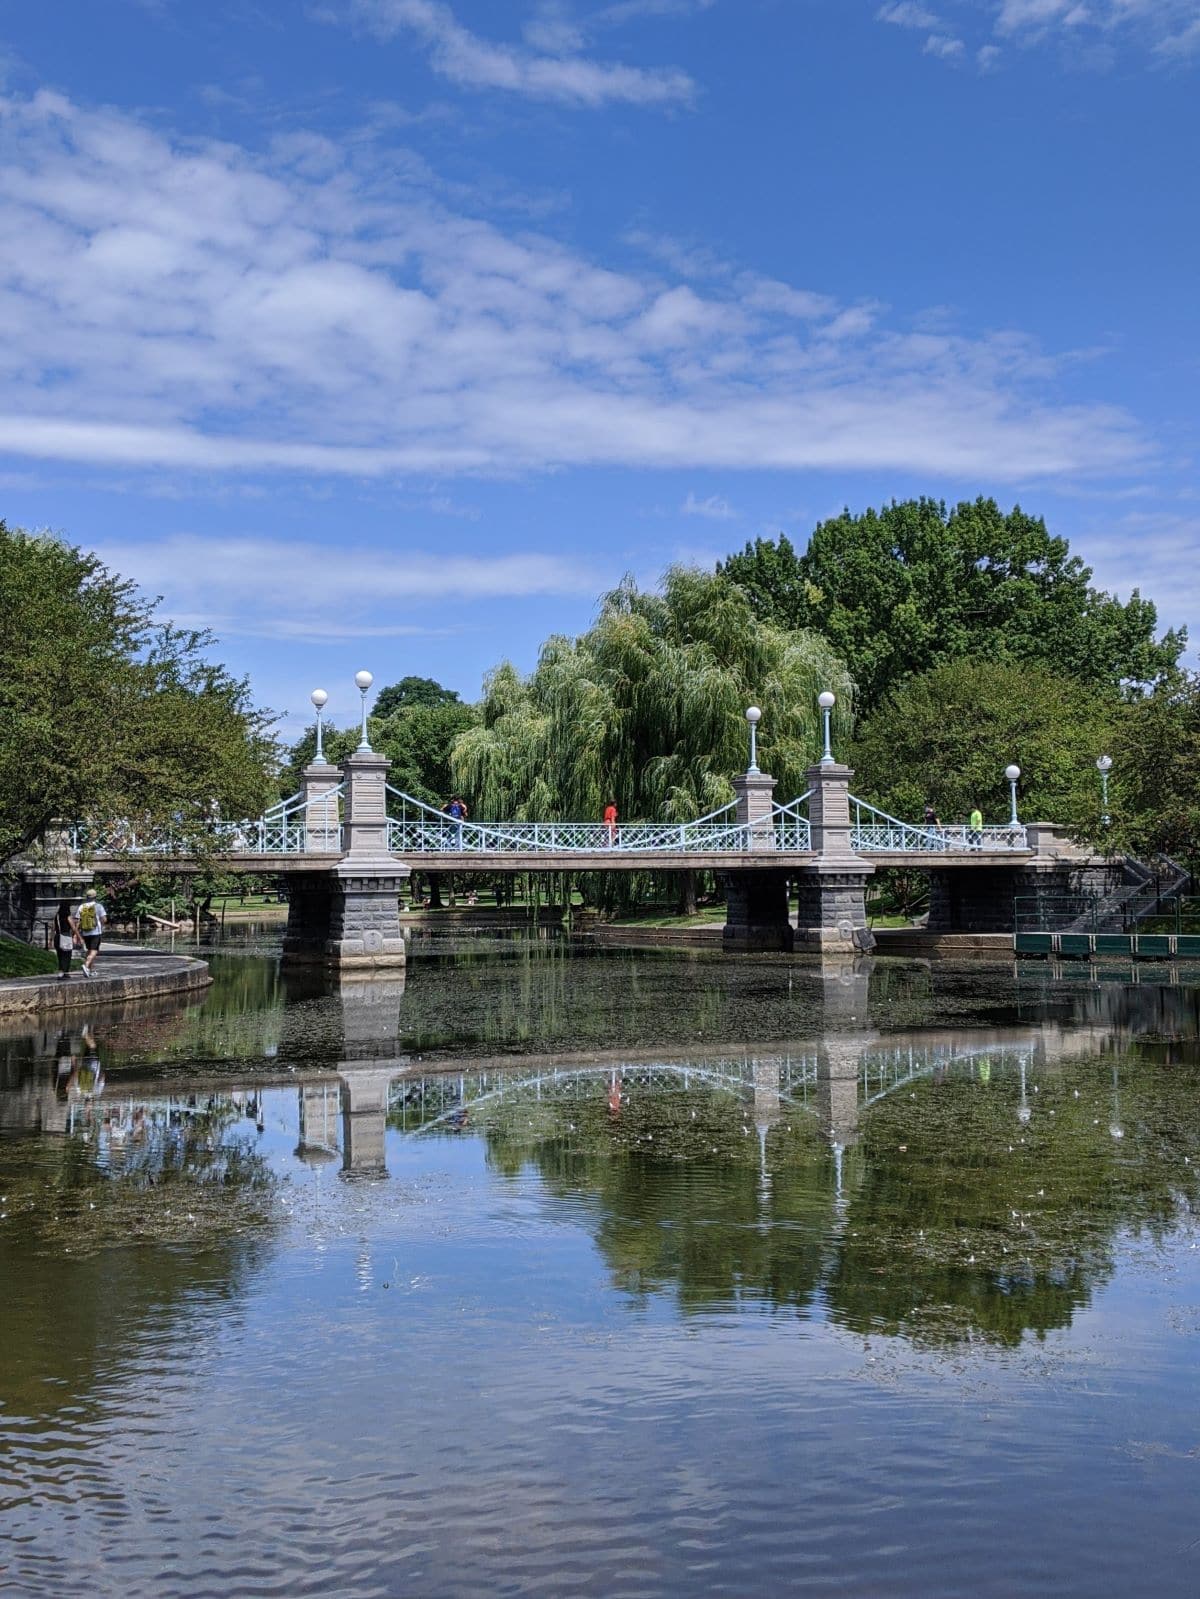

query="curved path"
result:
[0,947,211,1016]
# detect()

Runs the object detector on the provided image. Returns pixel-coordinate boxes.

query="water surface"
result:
[3,938,1200,1596]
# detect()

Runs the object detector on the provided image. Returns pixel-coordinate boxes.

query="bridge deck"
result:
[84,847,1037,874]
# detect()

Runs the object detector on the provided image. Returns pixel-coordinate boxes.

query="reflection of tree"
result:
[440,1051,1200,1348]
[480,1084,837,1312]
[825,1057,1200,1348]
[0,1099,279,1416]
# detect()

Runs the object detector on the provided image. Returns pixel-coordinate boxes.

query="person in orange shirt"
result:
[603,800,618,846]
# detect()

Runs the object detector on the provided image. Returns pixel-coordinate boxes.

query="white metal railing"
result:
[71,785,344,858]
[848,795,1027,853]
[772,791,811,851]
[383,787,772,855]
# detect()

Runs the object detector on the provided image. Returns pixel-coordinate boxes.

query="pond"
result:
[3,934,1200,1597]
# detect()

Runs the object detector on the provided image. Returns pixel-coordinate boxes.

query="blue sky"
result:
[1,0,1196,734]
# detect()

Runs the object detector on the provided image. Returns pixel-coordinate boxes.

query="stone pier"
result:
[794,763,875,955]
[282,748,409,971]
[722,771,794,952]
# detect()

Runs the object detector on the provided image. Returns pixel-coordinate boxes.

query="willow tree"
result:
[453,568,852,911]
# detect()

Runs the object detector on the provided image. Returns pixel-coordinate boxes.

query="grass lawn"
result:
[0,936,57,978]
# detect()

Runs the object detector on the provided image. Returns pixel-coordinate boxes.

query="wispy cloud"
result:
[94,533,599,642]
[879,0,1200,68]
[344,0,697,105]
[681,491,737,519]
[0,90,1151,488]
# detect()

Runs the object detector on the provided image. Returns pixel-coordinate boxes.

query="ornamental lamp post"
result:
[818,691,836,765]
[1096,754,1113,826]
[1004,763,1021,829]
[310,688,329,764]
[745,706,762,774]
[354,670,374,752]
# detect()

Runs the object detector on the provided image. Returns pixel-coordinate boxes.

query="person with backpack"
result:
[446,797,468,849]
[74,887,107,977]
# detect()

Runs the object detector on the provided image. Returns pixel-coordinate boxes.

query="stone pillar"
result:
[722,770,794,950]
[794,762,875,955]
[300,760,342,853]
[723,870,794,952]
[732,771,778,850]
[281,749,409,970]
[0,864,94,944]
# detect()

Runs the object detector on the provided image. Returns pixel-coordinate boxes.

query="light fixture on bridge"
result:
[1004,763,1021,829]
[745,705,762,774]
[354,670,374,752]
[1096,753,1113,827]
[310,688,329,764]
[818,691,836,765]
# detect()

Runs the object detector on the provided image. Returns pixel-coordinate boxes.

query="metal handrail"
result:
[847,795,1027,853]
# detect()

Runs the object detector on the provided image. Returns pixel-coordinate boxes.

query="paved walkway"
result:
[0,948,211,1016]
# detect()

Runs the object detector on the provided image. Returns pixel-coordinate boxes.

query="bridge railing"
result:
[847,796,1027,853]
[71,786,344,858]
[383,788,811,855]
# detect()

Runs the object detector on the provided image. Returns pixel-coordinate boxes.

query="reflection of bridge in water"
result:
[308,1026,1085,1177]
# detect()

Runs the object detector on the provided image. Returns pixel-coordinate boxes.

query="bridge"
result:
[7,706,1114,967]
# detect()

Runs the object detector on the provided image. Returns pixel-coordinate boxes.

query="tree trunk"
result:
[677,870,698,917]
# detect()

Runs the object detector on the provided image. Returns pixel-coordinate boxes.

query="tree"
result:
[720,499,1182,713]
[372,675,460,721]
[452,567,853,823]
[375,699,479,807]
[848,659,1117,829]
[1105,671,1200,863]
[0,524,275,866]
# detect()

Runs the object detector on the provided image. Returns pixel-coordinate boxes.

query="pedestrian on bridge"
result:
[446,796,468,849]
[603,800,618,847]
[968,805,983,848]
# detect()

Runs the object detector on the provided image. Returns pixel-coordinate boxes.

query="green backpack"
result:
[78,901,98,933]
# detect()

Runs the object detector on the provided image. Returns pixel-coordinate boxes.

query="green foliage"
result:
[1105,670,1200,860]
[372,675,460,720]
[279,677,479,808]
[849,659,1117,827]
[0,523,275,866]
[720,498,1182,713]
[453,568,853,821]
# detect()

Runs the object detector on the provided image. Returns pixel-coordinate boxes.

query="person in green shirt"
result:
[968,806,983,847]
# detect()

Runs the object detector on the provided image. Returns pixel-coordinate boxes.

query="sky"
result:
[1,0,1197,734]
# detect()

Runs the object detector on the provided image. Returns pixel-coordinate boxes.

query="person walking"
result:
[968,805,983,849]
[603,800,618,847]
[74,886,107,977]
[52,898,77,980]
[446,796,468,849]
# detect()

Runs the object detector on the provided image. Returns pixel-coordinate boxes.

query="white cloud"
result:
[681,491,737,519]
[346,0,697,105]
[0,90,1152,489]
[877,2,942,27]
[94,533,599,641]
[881,0,1200,66]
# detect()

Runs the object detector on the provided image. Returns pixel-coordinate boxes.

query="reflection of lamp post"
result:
[311,688,329,764]
[818,691,836,765]
[1017,1053,1031,1124]
[354,670,373,752]
[745,705,762,774]
[1096,754,1112,827]
[1110,1062,1124,1140]
[1005,763,1021,829]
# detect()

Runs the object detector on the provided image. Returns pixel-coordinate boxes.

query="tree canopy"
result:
[452,568,853,820]
[279,678,478,808]
[720,498,1182,713]
[848,658,1117,829]
[0,523,274,866]
[372,675,460,720]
